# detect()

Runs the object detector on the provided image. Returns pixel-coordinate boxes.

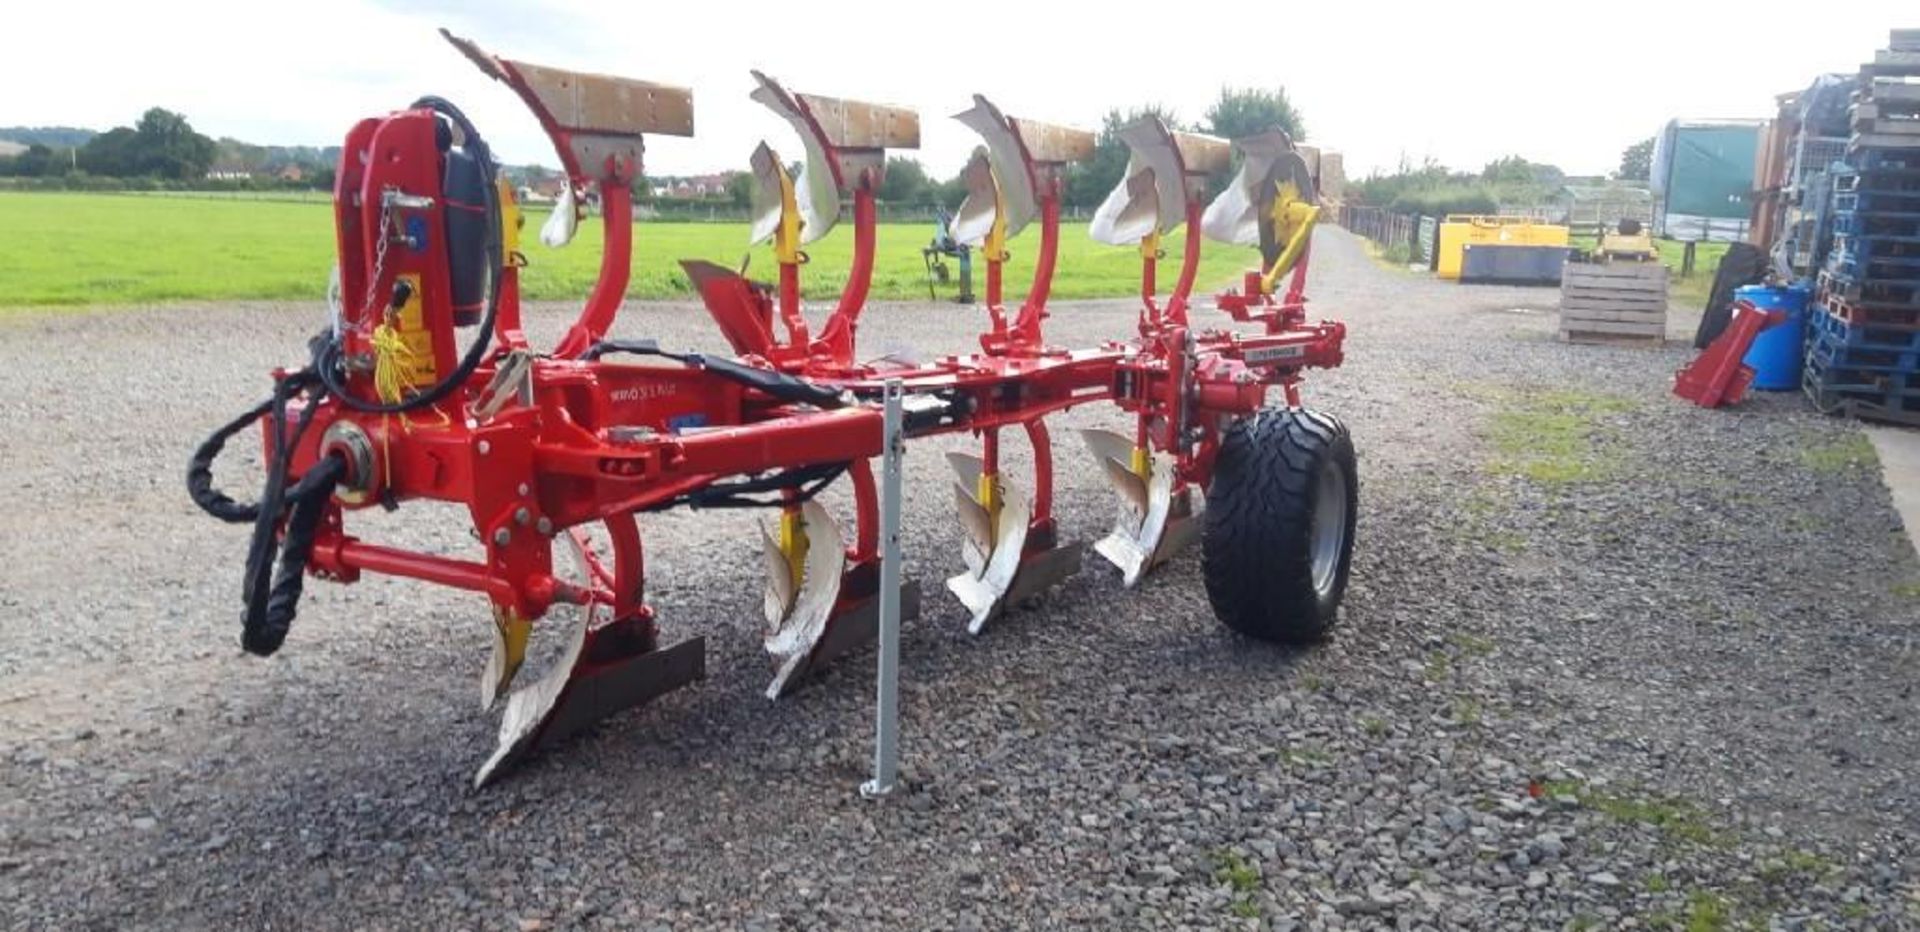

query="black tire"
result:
[1202,408,1358,644]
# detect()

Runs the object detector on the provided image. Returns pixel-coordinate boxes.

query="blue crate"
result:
[1804,377,1920,425]
[1806,335,1920,373]
[1831,209,1920,240]
[1819,267,1920,309]
[1820,255,1920,288]
[1803,356,1920,408]
[1827,247,1920,282]
[1853,149,1920,172]
[1830,234,1920,268]
[1833,190,1920,213]
[1832,167,1920,195]
[1803,336,1920,390]
[1808,304,1920,351]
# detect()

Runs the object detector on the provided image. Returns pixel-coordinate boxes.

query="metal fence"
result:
[1337,205,1420,257]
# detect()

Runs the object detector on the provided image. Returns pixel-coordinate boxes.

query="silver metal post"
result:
[861,379,906,799]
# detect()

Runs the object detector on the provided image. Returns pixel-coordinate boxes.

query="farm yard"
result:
[2,228,1918,929]
[6,7,1920,932]
[0,193,1258,307]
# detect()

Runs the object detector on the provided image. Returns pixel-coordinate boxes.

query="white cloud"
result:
[3,0,1912,181]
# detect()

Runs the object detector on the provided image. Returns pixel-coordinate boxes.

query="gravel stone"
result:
[0,229,1914,929]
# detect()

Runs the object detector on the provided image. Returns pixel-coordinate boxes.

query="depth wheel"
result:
[1201,407,1357,644]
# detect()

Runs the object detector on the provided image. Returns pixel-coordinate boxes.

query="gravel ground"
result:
[2,228,1918,930]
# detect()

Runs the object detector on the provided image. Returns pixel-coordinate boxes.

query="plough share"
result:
[187,32,1358,786]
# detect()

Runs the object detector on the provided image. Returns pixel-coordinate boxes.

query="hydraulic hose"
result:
[189,94,503,655]
[316,95,504,415]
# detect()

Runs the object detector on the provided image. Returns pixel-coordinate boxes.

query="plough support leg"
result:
[476,521,705,787]
[761,497,921,698]
[945,426,1082,632]
[1080,428,1198,586]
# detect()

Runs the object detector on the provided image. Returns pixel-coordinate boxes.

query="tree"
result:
[1481,155,1534,184]
[0,143,56,176]
[75,108,217,179]
[1617,137,1654,182]
[724,170,753,208]
[877,156,932,205]
[132,108,216,179]
[79,127,139,176]
[932,171,971,211]
[1203,86,1305,141]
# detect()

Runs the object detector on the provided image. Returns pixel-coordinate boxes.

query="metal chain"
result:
[357,194,397,334]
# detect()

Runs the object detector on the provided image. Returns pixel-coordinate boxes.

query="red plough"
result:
[188,32,1358,784]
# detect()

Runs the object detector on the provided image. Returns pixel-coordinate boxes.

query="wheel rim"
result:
[1310,460,1349,599]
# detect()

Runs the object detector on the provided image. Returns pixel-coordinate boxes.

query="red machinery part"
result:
[1673,299,1785,409]
[191,32,1356,786]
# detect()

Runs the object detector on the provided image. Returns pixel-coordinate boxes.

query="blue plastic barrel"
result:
[1736,283,1811,391]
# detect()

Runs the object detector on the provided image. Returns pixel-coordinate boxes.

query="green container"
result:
[1651,120,1761,241]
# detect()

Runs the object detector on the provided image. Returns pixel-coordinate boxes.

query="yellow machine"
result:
[1594,218,1656,262]
[1435,214,1569,280]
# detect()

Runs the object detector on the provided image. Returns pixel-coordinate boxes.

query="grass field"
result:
[0,192,1261,308]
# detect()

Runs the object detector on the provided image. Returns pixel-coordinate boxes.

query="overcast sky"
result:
[3,1,1911,180]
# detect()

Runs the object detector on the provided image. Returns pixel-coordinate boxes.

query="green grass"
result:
[1449,632,1496,656]
[0,191,1261,308]
[1280,744,1331,767]
[1647,890,1739,932]
[1540,778,1724,847]
[1757,848,1836,884]
[1212,850,1262,920]
[1799,432,1876,475]
[1486,389,1639,486]
[1359,237,1419,273]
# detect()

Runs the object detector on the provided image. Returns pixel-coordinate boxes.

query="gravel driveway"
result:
[2,228,1917,930]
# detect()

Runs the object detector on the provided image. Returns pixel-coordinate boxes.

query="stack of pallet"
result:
[1850,31,1920,150]
[1558,260,1668,344]
[1809,31,1920,424]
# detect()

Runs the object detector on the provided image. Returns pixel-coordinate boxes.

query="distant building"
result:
[515,177,568,204]
[655,173,732,198]
[206,158,253,181]
[1555,184,1653,228]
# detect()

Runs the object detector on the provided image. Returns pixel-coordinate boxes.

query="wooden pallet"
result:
[1851,132,1920,151]
[1865,48,1920,77]
[1558,261,1667,344]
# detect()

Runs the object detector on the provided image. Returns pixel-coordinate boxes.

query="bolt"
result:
[477,440,492,456]
[492,528,511,547]
[517,483,530,497]
[536,517,554,536]
[514,507,531,526]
